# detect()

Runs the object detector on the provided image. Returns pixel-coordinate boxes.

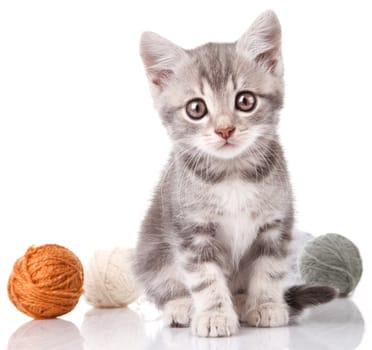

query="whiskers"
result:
[158,127,291,220]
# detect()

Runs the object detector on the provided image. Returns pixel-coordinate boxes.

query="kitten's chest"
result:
[209,180,264,266]
[211,179,259,214]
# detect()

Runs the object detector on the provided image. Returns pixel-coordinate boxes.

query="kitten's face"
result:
[141,11,284,160]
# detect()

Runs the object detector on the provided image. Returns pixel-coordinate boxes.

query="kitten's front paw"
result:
[163,298,193,327]
[243,302,289,327]
[192,308,239,337]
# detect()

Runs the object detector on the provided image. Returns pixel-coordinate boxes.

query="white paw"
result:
[163,298,193,327]
[192,308,239,337]
[243,302,289,327]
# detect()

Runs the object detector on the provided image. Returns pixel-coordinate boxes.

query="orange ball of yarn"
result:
[8,244,84,319]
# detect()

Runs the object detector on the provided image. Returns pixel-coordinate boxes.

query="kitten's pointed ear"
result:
[140,32,187,89]
[237,10,283,76]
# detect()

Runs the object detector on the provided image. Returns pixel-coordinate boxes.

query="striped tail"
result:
[285,285,338,316]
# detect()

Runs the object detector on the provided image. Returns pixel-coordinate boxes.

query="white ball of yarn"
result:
[84,248,139,308]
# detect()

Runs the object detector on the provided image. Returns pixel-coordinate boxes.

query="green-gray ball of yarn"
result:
[299,233,363,296]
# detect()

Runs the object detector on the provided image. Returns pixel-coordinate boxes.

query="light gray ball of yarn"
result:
[299,233,363,296]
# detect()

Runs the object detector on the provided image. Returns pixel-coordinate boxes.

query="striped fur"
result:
[134,11,335,338]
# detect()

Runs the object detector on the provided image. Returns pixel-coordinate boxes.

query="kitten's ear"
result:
[140,32,187,89]
[237,10,283,76]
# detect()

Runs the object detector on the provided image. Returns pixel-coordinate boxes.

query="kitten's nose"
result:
[215,127,235,140]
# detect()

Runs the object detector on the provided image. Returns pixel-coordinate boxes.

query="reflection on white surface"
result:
[81,298,364,350]
[7,319,84,350]
[290,298,365,350]
[81,308,146,350]
[142,298,364,350]
[7,298,364,350]
[150,326,290,350]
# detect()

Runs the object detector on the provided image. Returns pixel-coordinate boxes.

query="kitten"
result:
[134,10,336,337]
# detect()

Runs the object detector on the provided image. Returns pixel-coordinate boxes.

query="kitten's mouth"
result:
[204,139,244,159]
[214,141,240,155]
[219,141,236,149]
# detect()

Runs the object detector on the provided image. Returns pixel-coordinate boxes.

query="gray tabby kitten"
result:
[134,10,335,337]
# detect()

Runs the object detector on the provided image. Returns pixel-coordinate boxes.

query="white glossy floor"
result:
[2,290,370,350]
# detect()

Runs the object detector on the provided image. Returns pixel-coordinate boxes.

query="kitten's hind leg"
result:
[138,263,192,327]
[163,297,193,327]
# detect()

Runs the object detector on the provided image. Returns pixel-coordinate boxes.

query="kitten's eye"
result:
[186,98,208,120]
[235,91,257,112]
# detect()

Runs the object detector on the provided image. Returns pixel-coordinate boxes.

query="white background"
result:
[0,1,371,349]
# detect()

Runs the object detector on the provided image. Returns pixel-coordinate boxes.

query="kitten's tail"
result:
[284,284,338,316]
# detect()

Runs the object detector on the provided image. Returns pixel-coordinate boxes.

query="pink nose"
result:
[215,127,235,140]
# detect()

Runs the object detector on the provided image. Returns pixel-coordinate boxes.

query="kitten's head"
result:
[140,10,284,160]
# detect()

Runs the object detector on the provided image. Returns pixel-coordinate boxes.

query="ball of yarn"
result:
[8,244,84,319]
[84,248,139,308]
[299,233,363,296]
